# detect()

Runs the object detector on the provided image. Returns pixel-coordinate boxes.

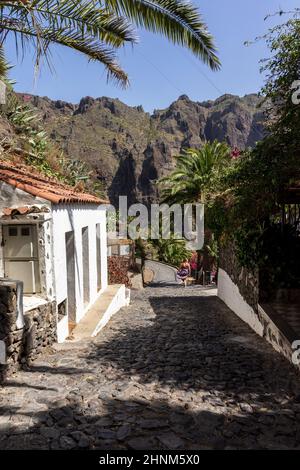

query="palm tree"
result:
[0,0,220,85]
[159,140,231,204]
[159,140,231,274]
[150,236,192,266]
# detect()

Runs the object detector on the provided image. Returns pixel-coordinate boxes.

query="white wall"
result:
[0,190,109,338]
[51,203,108,324]
[218,267,264,337]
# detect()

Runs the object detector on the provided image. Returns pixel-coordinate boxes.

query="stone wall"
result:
[0,283,20,380]
[0,282,57,383]
[218,241,300,372]
[219,241,259,312]
[108,256,132,288]
[23,301,57,362]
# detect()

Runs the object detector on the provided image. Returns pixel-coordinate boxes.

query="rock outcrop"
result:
[20,93,266,205]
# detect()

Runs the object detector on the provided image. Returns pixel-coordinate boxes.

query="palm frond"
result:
[0,44,9,78]
[8,0,137,47]
[1,16,129,86]
[0,0,219,86]
[106,0,220,69]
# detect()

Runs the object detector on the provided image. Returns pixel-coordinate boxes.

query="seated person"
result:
[177,260,190,283]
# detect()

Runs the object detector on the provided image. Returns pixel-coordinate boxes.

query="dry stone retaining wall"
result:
[0,281,56,382]
[219,241,259,312]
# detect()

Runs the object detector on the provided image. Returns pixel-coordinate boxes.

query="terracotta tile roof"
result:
[2,205,49,217]
[0,160,109,205]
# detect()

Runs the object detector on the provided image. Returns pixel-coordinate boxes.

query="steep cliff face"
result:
[21,92,266,204]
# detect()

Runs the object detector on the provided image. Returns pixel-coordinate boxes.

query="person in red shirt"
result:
[189,251,198,278]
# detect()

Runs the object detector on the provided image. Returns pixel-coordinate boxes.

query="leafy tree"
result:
[233,15,300,234]
[260,13,300,150]
[0,0,220,85]
[208,13,300,283]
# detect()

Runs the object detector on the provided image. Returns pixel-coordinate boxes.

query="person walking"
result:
[190,251,198,278]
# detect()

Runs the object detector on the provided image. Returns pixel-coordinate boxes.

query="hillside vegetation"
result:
[27,93,265,204]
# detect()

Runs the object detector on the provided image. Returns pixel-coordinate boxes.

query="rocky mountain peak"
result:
[24,92,266,204]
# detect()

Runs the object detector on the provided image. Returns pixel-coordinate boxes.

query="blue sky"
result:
[6,0,299,112]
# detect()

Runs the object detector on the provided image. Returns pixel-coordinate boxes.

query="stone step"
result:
[70,284,129,341]
[128,272,144,290]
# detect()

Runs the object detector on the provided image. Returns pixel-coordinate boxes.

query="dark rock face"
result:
[20,93,266,203]
[109,150,137,206]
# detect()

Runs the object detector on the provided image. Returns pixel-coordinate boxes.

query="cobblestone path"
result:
[1,286,300,450]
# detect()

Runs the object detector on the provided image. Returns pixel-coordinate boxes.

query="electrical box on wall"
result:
[0,340,6,365]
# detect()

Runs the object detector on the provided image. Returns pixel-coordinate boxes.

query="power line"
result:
[136,49,186,96]
[136,47,224,98]
[177,49,224,96]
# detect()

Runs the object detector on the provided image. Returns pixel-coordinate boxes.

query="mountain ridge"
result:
[20,92,266,204]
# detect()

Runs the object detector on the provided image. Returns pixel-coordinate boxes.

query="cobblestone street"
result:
[1,286,300,450]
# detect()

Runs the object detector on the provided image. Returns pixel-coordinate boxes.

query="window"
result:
[21,227,30,237]
[8,227,17,237]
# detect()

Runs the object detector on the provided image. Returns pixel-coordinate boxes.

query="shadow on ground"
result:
[0,396,300,450]
[1,292,300,449]
[86,295,300,400]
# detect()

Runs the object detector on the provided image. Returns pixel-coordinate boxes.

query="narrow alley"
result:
[1,286,300,450]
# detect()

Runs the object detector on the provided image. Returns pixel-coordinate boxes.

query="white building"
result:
[0,160,129,349]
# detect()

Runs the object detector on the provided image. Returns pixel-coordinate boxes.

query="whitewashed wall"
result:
[218,267,264,336]
[51,203,108,324]
[0,188,109,341]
